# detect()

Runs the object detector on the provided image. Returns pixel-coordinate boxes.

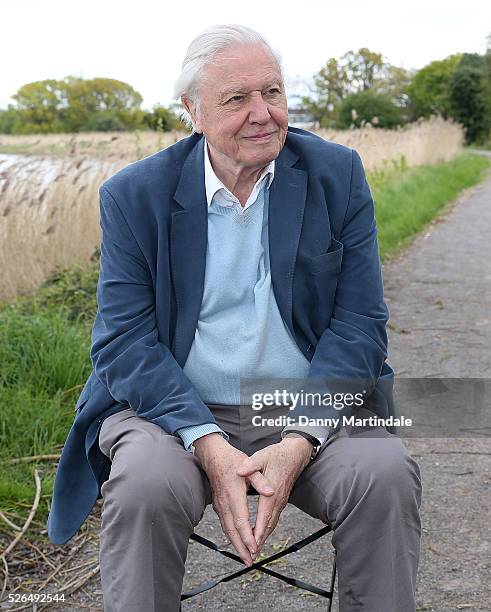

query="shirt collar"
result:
[204,136,275,207]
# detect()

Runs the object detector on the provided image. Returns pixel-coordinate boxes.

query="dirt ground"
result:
[1,156,490,611]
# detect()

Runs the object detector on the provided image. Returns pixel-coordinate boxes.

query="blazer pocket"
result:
[307,238,344,275]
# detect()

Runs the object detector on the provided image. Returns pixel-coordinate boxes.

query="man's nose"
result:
[247,92,271,123]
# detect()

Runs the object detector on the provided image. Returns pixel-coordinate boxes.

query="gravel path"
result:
[2,156,490,612]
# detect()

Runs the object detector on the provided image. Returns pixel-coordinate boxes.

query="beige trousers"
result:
[98,403,422,611]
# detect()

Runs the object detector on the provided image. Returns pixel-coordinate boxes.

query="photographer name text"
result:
[252,415,413,428]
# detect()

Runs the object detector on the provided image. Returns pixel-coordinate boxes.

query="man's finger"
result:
[219,510,254,566]
[254,505,281,551]
[229,493,258,558]
[253,493,276,549]
[247,471,275,496]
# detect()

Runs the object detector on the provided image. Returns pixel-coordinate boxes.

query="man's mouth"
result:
[245,132,275,141]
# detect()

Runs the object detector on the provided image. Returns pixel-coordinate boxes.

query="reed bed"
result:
[0,116,465,303]
[0,130,188,162]
[0,155,124,303]
[316,115,464,171]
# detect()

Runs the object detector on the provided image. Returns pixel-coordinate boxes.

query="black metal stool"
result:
[180,505,337,610]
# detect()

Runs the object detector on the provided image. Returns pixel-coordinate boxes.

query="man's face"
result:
[185,43,289,169]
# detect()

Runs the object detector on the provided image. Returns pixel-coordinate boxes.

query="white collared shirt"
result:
[204,136,275,214]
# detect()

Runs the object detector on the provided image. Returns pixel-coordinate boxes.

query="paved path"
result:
[385,152,491,377]
[380,155,491,612]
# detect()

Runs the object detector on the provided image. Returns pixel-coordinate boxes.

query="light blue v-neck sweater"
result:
[177,154,310,451]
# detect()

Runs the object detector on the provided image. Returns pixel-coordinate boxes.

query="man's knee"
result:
[347,435,422,511]
[101,432,209,527]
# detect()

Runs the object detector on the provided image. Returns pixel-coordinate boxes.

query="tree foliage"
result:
[142,104,182,131]
[303,47,410,128]
[0,76,180,134]
[338,90,404,129]
[2,39,491,144]
[62,77,143,132]
[302,40,491,143]
[405,55,462,120]
[449,54,491,144]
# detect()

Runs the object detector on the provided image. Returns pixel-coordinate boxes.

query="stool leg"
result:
[328,550,337,612]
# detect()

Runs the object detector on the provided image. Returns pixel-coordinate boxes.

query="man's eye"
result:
[265,88,281,96]
[228,95,245,103]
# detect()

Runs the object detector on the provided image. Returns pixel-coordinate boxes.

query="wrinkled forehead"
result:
[202,43,283,96]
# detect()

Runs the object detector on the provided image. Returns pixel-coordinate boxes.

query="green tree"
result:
[0,107,18,134]
[405,55,462,120]
[303,48,410,128]
[378,64,413,113]
[10,79,69,133]
[343,48,385,92]
[64,77,143,131]
[337,90,404,129]
[449,53,491,144]
[83,111,128,132]
[483,34,491,141]
[143,104,181,131]
[302,57,350,126]
[1,77,145,134]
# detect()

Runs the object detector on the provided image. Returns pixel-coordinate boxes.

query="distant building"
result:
[288,107,318,130]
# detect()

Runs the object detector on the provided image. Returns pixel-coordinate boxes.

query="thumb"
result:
[247,471,275,496]
[236,457,263,477]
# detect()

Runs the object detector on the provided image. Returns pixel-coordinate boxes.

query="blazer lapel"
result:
[170,132,307,366]
[171,136,208,367]
[268,144,306,339]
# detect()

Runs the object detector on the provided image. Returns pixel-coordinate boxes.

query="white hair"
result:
[173,23,285,131]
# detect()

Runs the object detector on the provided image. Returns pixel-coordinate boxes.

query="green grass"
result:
[0,272,95,538]
[471,142,491,151]
[0,151,489,541]
[368,152,490,261]
[7,252,101,325]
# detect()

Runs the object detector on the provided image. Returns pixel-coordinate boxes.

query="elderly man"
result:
[47,23,422,612]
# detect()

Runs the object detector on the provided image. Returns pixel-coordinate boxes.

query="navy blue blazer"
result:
[47,126,395,545]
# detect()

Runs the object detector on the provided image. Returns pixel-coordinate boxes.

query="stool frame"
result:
[180,524,337,610]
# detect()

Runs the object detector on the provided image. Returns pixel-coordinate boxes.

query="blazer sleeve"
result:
[89,186,219,435]
[285,149,390,438]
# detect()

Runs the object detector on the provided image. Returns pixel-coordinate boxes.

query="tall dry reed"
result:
[0,130,188,162]
[316,115,464,171]
[0,155,124,303]
[0,116,465,303]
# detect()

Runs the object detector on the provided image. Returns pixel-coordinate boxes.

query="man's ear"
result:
[181,95,202,134]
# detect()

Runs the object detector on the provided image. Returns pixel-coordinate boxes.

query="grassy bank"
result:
[0,265,98,541]
[0,151,489,542]
[372,152,490,261]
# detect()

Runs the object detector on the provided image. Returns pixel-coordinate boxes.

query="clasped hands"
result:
[193,433,312,566]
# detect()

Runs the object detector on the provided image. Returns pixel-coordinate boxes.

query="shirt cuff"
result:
[176,423,230,452]
[281,423,333,446]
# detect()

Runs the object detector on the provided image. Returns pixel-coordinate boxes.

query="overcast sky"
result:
[1,0,490,110]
